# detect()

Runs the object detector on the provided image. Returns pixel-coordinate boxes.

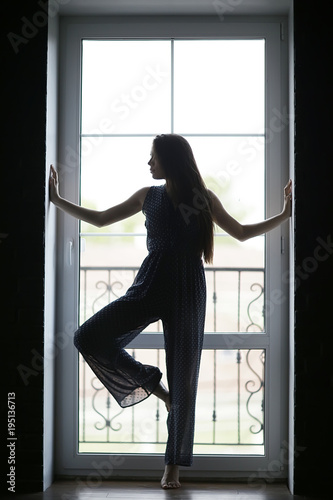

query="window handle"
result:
[281,236,285,255]
[69,239,74,266]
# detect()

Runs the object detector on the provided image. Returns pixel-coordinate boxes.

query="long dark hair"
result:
[153,134,214,263]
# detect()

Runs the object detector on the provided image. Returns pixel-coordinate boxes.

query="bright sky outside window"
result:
[80,39,265,221]
[78,38,267,457]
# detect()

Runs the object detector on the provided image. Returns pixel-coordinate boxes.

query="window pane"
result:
[80,253,264,334]
[80,134,265,334]
[81,40,171,134]
[80,136,164,234]
[78,348,265,455]
[80,135,265,228]
[78,37,268,461]
[174,40,265,134]
[195,349,265,454]
[187,136,265,223]
[205,268,264,333]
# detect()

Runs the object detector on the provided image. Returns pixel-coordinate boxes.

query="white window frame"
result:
[55,16,289,480]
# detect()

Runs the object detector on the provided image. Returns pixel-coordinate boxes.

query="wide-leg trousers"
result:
[74,257,206,466]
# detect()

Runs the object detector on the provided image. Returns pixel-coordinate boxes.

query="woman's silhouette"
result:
[49,133,292,489]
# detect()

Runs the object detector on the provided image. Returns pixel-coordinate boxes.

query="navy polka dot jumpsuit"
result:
[74,185,206,466]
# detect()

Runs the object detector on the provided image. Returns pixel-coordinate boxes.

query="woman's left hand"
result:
[283,179,292,217]
[49,164,60,203]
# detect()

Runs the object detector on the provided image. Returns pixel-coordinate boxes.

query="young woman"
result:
[49,133,292,489]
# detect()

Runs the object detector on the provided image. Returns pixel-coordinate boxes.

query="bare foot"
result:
[161,465,181,489]
[153,381,171,412]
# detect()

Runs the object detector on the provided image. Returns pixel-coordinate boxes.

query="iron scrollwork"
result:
[245,349,265,435]
[92,279,127,314]
[246,282,264,332]
[91,377,124,433]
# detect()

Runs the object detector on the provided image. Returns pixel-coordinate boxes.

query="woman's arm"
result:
[209,179,292,241]
[49,165,149,227]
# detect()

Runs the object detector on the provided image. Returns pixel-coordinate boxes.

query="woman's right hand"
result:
[282,179,292,218]
[49,165,60,203]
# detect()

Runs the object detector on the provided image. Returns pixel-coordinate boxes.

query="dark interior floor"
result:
[5,480,319,500]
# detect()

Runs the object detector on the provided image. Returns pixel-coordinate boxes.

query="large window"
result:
[79,38,265,455]
[57,17,289,478]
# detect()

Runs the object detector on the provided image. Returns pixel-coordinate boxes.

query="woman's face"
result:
[148,146,166,180]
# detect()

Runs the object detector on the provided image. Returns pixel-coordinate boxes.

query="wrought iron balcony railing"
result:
[78,265,265,455]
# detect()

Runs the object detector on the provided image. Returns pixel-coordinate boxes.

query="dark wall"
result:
[0,0,48,494]
[1,0,332,497]
[293,1,333,497]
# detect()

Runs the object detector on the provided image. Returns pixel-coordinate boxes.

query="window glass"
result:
[81,40,171,134]
[79,348,265,455]
[78,38,268,456]
[173,40,265,134]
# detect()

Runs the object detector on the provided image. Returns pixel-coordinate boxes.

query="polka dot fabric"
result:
[74,185,206,466]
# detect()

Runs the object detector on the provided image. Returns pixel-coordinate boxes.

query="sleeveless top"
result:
[123,184,205,302]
